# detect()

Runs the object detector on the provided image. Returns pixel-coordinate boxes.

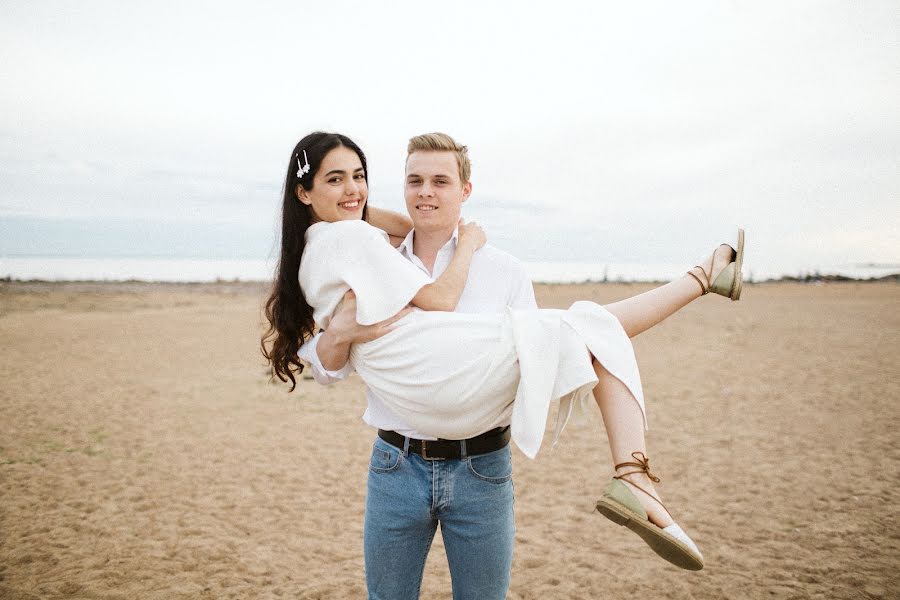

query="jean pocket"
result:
[467,446,512,483]
[369,439,402,473]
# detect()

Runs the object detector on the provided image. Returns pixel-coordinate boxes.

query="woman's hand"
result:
[457,218,486,253]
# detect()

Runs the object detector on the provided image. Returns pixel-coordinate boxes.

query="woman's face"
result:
[296,146,367,222]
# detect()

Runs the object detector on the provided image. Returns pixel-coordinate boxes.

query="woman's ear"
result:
[296,183,311,205]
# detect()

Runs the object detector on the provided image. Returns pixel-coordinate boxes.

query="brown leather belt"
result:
[377,426,511,460]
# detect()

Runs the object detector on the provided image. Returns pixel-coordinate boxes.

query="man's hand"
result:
[330,291,414,344]
[317,291,414,371]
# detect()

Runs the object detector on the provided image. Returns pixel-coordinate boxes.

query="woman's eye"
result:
[329,177,341,184]
[354,174,365,180]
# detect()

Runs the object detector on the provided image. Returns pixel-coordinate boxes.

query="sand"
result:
[1,280,898,599]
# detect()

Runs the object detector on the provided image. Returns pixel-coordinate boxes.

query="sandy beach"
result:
[1,280,898,599]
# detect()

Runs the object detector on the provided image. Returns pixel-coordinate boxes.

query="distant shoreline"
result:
[3,257,897,286]
[1,273,897,291]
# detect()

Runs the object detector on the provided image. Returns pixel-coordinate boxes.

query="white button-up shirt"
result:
[298,227,537,439]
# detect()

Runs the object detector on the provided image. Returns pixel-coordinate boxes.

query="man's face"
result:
[404,151,472,235]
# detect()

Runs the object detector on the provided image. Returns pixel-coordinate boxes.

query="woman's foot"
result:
[687,229,745,300]
[688,244,736,296]
[595,453,704,570]
[615,464,674,528]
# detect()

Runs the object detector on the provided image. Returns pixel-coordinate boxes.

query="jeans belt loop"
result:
[402,436,410,457]
[460,438,468,459]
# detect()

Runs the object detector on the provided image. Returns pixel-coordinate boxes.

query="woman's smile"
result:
[297,146,368,222]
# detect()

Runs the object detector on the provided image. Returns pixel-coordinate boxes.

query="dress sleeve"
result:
[333,221,431,325]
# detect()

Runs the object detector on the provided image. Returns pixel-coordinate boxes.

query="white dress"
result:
[299,220,646,459]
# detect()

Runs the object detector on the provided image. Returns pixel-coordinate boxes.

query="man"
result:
[299,132,535,599]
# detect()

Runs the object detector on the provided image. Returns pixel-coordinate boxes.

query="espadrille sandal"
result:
[687,228,745,301]
[595,452,704,571]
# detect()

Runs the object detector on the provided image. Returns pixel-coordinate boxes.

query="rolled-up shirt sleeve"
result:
[298,332,354,385]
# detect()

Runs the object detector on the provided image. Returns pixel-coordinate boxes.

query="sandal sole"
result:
[595,497,704,571]
[731,228,745,301]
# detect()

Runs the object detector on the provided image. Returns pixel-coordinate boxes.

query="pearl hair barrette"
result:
[296,150,310,178]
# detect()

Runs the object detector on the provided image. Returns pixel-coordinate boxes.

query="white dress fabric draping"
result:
[299,220,646,459]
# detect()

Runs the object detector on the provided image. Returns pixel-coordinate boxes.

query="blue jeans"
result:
[364,436,515,600]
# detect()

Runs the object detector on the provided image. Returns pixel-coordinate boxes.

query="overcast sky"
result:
[1,1,898,276]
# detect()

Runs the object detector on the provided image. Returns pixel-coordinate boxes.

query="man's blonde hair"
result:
[406,132,471,183]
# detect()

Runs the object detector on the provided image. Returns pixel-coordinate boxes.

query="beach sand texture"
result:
[1,281,898,599]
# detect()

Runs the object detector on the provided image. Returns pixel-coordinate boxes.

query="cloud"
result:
[0,1,896,277]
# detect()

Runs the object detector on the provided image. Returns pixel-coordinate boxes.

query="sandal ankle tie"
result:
[614,451,660,482]
[688,243,738,297]
[613,452,671,517]
[687,268,710,295]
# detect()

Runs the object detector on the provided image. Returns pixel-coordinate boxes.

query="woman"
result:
[262,132,744,571]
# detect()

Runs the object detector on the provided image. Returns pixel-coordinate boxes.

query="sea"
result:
[1,256,896,284]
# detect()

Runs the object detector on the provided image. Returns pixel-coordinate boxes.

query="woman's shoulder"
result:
[309,219,387,241]
[310,219,386,237]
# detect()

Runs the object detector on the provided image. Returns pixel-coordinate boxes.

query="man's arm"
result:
[311,291,414,373]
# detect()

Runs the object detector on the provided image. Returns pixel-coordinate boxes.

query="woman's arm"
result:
[410,220,485,311]
[315,221,484,366]
[367,206,413,240]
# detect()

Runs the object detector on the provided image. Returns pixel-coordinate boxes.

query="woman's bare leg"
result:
[592,359,672,527]
[605,244,735,338]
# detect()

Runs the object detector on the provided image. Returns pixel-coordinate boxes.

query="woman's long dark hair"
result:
[261,132,369,391]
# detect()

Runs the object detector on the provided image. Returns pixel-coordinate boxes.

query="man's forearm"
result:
[316,328,353,371]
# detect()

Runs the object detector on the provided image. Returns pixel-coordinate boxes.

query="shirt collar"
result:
[398,227,459,260]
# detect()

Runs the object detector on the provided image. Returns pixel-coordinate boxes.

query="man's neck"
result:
[412,227,455,272]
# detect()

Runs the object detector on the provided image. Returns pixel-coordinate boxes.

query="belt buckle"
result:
[420,441,444,460]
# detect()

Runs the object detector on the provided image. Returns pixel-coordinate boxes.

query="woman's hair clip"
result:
[296,150,311,178]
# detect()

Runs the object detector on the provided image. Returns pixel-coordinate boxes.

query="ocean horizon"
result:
[2,256,897,284]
